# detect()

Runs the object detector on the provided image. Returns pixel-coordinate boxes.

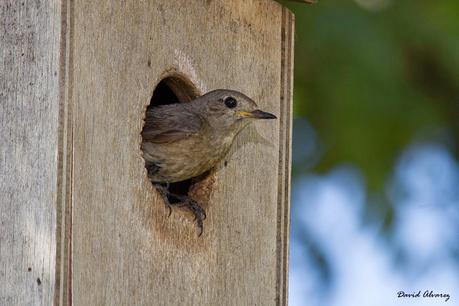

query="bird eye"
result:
[224,97,237,108]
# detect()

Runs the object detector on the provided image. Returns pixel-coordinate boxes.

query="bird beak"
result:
[238,109,277,119]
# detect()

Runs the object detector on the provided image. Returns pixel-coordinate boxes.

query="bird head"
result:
[199,89,277,135]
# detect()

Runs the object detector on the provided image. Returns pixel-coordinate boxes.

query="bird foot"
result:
[154,183,206,236]
[176,198,206,236]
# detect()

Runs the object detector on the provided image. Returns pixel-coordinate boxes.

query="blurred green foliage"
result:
[279,0,459,191]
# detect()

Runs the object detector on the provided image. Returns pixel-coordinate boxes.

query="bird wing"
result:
[142,104,203,143]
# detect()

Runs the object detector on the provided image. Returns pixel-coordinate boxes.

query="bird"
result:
[141,89,277,235]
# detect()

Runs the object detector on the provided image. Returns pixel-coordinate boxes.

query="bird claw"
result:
[196,218,203,237]
[180,197,206,236]
[154,183,206,236]
[167,205,172,217]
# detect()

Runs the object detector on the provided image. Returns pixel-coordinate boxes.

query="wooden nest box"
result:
[1,0,297,305]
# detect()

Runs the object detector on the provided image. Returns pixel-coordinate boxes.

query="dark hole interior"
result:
[144,77,195,203]
[148,79,180,109]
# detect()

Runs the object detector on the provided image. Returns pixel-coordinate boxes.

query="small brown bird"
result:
[141,89,276,235]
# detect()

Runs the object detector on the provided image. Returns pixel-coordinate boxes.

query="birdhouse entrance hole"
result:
[142,75,214,208]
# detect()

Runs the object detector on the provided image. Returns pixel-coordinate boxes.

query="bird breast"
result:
[143,132,235,183]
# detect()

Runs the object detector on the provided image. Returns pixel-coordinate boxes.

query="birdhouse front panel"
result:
[71,0,293,305]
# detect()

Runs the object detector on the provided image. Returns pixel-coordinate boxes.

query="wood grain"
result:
[1,0,294,305]
[0,1,63,305]
[286,0,316,4]
[70,1,294,305]
[277,8,295,305]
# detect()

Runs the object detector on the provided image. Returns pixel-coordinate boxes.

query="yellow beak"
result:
[238,109,277,119]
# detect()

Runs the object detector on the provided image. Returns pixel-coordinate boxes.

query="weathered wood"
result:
[1,0,293,305]
[0,1,64,305]
[277,8,295,305]
[70,0,293,305]
[287,0,316,4]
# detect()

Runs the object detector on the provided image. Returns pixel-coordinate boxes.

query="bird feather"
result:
[142,104,203,143]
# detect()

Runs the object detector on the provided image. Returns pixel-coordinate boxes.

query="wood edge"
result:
[276,7,294,306]
[287,0,317,4]
[284,9,294,306]
[54,0,74,304]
